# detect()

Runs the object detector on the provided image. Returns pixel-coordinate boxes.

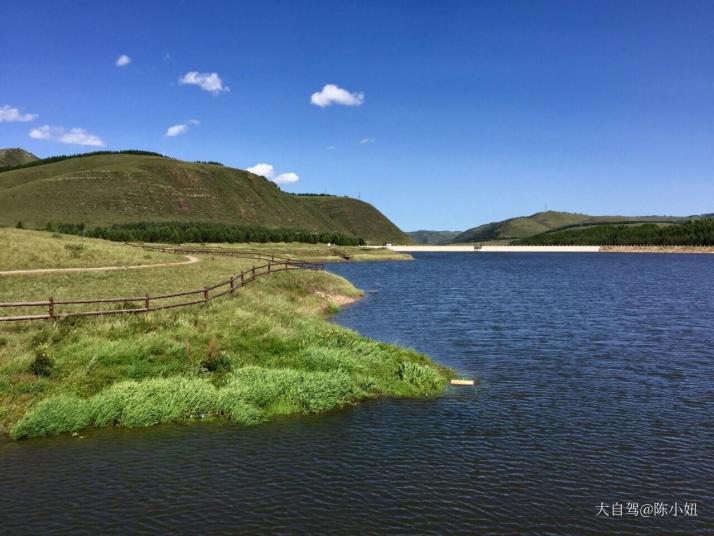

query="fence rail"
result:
[127,243,302,263]
[0,259,323,323]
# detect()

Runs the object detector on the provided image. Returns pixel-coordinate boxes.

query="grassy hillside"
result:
[518,218,713,246]
[0,230,448,439]
[0,148,38,168]
[453,211,689,243]
[0,152,409,244]
[407,230,462,244]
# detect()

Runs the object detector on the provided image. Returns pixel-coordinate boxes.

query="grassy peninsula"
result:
[0,230,446,440]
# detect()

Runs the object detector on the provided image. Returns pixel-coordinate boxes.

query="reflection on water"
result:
[1,253,712,535]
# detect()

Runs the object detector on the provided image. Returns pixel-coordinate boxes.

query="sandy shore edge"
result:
[601,246,714,254]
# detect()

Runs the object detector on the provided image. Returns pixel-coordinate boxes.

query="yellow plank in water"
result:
[450,379,475,386]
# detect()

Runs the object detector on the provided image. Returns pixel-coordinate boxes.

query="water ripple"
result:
[1,253,712,535]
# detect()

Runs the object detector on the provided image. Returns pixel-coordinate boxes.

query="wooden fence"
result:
[0,259,323,323]
[127,243,313,262]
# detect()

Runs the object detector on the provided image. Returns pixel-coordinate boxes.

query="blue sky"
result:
[1,1,713,231]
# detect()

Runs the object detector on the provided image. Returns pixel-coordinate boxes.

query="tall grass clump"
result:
[11,395,93,439]
[91,377,218,428]
[398,362,443,392]
[221,367,357,415]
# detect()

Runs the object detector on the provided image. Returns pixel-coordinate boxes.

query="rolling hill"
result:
[0,151,409,244]
[0,148,38,168]
[407,230,462,244]
[452,211,689,243]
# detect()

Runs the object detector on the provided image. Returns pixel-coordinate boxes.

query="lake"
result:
[1,253,712,534]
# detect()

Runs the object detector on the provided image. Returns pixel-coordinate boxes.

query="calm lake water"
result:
[1,253,713,535]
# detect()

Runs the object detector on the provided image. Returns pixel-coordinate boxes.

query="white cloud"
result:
[187,118,200,125]
[178,71,229,94]
[246,163,299,185]
[165,124,189,137]
[246,163,275,178]
[116,54,131,67]
[273,172,299,185]
[310,84,364,107]
[359,137,375,144]
[29,125,104,146]
[0,105,38,123]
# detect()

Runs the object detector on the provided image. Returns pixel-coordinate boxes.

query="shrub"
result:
[29,350,54,377]
[200,338,233,372]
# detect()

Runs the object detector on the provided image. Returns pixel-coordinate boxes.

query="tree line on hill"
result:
[517,219,714,246]
[0,150,169,173]
[42,221,365,246]
[0,150,230,174]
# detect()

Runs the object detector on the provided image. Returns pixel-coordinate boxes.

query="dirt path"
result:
[0,255,200,276]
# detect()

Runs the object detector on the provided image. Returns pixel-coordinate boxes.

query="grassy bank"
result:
[0,228,184,271]
[0,231,446,439]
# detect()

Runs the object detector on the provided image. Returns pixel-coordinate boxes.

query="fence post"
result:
[268,262,271,273]
[203,288,209,301]
[252,266,255,279]
[145,295,151,311]
[230,276,235,291]
[48,296,54,321]
[241,271,245,284]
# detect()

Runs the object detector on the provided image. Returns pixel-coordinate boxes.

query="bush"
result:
[200,338,233,372]
[29,350,54,377]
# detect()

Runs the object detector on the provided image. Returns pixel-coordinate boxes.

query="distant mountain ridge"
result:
[407,230,462,244]
[0,148,38,168]
[0,150,410,244]
[452,211,694,243]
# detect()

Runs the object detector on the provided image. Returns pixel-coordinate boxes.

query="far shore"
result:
[382,244,714,254]
[601,245,714,254]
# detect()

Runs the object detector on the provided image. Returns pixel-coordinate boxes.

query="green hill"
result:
[407,230,462,244]
[0,148,38,168]
[452,211,688,243]
[0,151,409,244]
[518,218,713,246]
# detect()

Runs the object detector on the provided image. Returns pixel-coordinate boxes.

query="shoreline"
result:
[2,265,449,440]
[383,244,714,254]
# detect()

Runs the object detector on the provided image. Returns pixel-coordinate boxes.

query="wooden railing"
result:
[127,243,300,263]
[0,259,323,323]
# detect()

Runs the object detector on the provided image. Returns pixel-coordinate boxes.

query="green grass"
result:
[0,232,448,439]
[0,152,409,244]
[0,228,185,270]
